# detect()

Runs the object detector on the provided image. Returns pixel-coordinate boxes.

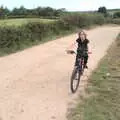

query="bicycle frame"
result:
[77,57,84,72]
[69,50,92,93]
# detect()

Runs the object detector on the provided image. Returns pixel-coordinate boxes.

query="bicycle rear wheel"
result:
[70,67,81,93]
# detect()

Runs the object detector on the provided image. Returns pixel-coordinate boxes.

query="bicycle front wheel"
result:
[70,67,81,93]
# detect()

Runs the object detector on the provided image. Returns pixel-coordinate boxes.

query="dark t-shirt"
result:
[76,38,89,55]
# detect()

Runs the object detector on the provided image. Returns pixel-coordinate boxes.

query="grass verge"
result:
[68,33,120,120]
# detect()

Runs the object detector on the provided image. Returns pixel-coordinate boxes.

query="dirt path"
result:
[0,26,120,120]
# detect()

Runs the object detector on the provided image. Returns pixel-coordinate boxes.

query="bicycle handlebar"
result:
[66,50,76,54]
[66,50,92,55]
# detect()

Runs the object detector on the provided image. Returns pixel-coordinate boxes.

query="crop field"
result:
[0,18,56,26]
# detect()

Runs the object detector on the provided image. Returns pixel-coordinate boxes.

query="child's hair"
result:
[78,30,87,39]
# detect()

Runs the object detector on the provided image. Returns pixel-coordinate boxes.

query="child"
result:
[67,31,90,68]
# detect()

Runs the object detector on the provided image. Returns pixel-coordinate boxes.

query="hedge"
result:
[0,13,106,55]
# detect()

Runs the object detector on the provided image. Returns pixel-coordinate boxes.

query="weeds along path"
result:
[0,25,120,120]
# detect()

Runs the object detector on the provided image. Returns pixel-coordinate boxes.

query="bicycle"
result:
[67,50,91,93]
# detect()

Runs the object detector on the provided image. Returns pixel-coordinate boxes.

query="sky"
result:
[0,0,120,11]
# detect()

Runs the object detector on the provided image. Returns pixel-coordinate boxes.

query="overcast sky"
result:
[0,0,120,11]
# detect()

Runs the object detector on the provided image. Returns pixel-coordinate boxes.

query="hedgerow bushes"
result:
[111,19,120,25]
[0,13,105,56]
[60,13,105,28]
[0,20,71,55]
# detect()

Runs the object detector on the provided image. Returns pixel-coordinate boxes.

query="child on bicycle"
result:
[67,30,90,69]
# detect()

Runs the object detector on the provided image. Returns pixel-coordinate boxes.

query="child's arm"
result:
[68,41,77,49]
[66,41,77,54]
[87,40,92,54]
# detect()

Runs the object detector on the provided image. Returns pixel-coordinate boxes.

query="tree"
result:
[3,7,10,16]
[98,7,107,14]
[0,6,65,18]
[98,7,108,17]
[0,6,5,18]
[11,8,19,15]
[0,6,10,18]
[19,6,27,15]
[11,6,27,16]
[55,8,66,16]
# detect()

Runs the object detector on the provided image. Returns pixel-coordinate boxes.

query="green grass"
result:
[0,18,56,26]
[68,34,120,120]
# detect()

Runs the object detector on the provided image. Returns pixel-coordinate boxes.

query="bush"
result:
[0,13,106,56]
[113,12,120,18]
[0,25,30,53]
[60,13,105,28]
[0,21,71,55]
[111,18,120,25]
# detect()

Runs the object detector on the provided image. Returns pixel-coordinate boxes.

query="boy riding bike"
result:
[67,30,90,69]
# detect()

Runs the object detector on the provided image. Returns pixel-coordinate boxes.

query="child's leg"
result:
[84,55,88,68]
[75,55,79,66]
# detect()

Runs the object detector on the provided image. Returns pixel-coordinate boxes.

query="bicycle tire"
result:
[70,67,81,93]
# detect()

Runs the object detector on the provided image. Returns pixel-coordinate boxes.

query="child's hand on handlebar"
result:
[66,50,75,54]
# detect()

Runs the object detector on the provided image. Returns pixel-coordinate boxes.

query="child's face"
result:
[79,32,86,40]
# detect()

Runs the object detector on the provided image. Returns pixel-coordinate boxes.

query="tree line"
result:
[0,6,120,19]
[0,6,66,19]
[98,7,120,18]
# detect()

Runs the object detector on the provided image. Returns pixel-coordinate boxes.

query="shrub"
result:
[0,13,106,55]
[60,13,105,28]
[0,21,71,55]
[113,12,120,18]
[111,19,120,25]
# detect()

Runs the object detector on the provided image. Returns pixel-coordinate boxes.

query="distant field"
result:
[0,18,56,26]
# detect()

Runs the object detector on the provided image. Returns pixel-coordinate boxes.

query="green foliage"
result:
[0,20,71,55]
[113,12,120,18]
[98,7,107,14]
[111,19,120,25]
[98,7,108,17]
[0,12,106,55]
[61,13,105,28]
[12,6,27,16]
[0,5,66,19]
